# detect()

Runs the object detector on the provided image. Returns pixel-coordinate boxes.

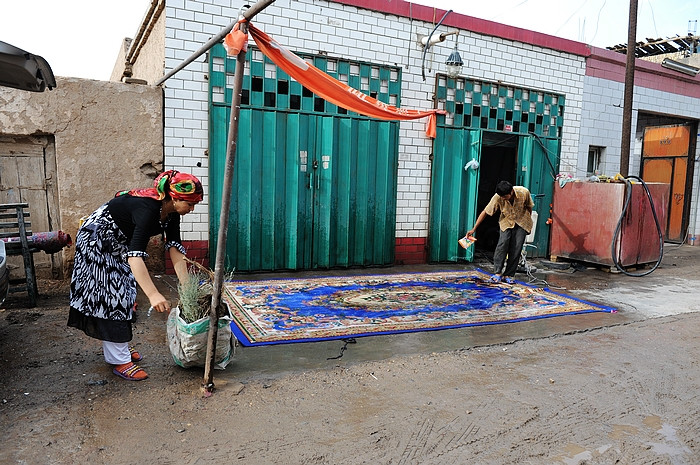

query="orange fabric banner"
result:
[225,22,442,138]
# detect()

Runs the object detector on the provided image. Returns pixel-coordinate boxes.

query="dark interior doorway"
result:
[474,132,518,254]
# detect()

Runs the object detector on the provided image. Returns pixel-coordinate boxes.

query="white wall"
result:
[160,0,586,242]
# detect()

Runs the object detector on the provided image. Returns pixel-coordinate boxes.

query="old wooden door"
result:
[0,135,61,277]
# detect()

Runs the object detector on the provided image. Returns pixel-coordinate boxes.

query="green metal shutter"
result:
[429,128,481,262]
[430,75,564,261]
[208,44,400,272]
[518,135,558,256]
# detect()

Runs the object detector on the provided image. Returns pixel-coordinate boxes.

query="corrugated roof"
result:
[607,35,699,58]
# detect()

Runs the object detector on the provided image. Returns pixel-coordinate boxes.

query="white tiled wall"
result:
[162,0,586,241]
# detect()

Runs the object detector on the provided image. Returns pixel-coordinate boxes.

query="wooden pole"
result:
[619,0,638,177]
[201,0,276,395]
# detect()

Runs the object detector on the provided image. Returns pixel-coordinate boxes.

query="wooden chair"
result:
[0,203,38,307]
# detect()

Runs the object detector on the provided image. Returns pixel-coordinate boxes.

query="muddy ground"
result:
[1,246,699,464]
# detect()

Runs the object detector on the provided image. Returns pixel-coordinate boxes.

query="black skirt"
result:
[67,307,132,343]
[67,204,137,343]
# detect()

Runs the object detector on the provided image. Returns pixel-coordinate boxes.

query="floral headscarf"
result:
[116,170,204,203]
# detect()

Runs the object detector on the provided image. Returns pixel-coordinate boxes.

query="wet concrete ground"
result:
[164,243,699,382]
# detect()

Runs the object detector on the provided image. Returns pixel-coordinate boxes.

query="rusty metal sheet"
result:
[550,182,669,267]
[643,125,690,157]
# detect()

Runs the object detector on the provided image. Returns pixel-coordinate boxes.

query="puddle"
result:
[647,422,692,464]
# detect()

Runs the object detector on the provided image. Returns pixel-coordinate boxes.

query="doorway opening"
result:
[473,132,518,255]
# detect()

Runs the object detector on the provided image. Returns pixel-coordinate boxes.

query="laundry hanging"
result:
[224,21,443,138]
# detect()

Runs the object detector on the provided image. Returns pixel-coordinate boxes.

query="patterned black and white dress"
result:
[68,195,186,343]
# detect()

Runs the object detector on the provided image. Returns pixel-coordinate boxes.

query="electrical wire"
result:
[327,338,356,360]
[519,245,567,290]
[610,175,664,276]
[421,9,453,80]
[555,0,592,36]
[405,2,413,70]
[588,0,607,45]
[646,0,659,39]
[529,132,560,179]
[490,0,531,22]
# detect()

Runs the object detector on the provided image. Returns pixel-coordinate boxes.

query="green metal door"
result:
[517,135,558,256]
[429,128,481,262]
[208,44,400,271]
[314,116,398,268]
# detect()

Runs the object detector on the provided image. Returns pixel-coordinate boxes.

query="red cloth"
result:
[225,22,443,138]
[3,231,72,254]
[116,170,203,203]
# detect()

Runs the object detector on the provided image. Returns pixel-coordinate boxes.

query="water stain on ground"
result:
[1,245,699,463]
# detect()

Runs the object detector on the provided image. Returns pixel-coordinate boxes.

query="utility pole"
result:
[619,0,638,177]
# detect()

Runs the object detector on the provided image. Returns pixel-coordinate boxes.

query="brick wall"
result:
[155,0,588,265]
[150,0,700,263]
[394,237,428,265]
[164,240,210,274]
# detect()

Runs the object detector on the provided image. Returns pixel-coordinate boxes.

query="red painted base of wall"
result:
[166,238,428,272]
[394,237,427,265]
[165,240,209,274]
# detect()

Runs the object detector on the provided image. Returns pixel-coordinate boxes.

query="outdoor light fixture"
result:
[421,9,462,81]
[445,40,463,78]
[416,30,458,48]
[661,58,700,76]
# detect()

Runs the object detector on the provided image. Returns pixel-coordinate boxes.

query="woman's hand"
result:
[148,291,171,313]
[128,256,170,313]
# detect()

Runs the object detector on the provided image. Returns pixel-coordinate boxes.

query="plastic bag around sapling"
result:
[166,305,235,370]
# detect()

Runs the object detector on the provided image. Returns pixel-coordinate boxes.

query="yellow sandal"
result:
[129,347,142,362]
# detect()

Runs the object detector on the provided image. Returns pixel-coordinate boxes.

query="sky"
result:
[1,0,699,81]
[1,0,152,81]
[413,0,700,49]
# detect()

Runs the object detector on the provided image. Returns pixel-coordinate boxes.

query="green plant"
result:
[177,271,211,323]
[177,258,234,323]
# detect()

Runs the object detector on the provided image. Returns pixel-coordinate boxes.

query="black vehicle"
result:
[0,40,56,92]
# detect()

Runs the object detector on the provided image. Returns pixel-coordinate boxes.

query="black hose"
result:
[610,176,664,276]
[421,10,452,81]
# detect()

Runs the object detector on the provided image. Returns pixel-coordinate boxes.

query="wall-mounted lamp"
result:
[420,9,463,81]
[445,39,463,78]
[661,58,700,76]
[417,30,458,48]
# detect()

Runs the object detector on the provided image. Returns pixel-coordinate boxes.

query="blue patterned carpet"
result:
[222,270,615,346]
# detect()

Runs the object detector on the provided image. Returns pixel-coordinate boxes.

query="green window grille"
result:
[209,44,402,114]
[435,75,565,138]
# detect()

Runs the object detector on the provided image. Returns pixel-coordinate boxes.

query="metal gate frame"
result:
[429,75,564,261]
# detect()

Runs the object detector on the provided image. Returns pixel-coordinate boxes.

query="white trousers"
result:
[103,341,130,365]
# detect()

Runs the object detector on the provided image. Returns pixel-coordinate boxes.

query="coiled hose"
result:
[610,175,664,276]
